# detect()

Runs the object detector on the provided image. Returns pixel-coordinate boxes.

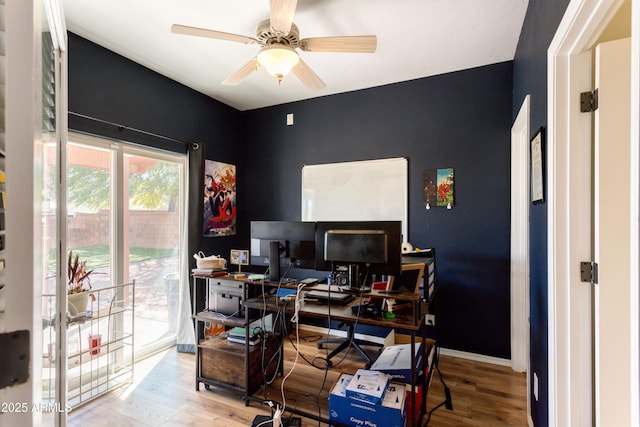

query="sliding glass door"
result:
[124,149,183,356]
[61,132,186,405]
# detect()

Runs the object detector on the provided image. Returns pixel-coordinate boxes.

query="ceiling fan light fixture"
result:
[257,45,299,84]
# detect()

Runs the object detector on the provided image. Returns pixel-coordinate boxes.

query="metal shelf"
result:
[41,281,135,408]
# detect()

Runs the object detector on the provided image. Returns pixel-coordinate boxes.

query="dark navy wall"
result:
[512,1,570,426]
[67,32,246,256]
[241,62,514,358]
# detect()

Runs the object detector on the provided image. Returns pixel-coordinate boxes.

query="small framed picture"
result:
[230,249,249,267]
[531,127,545,204]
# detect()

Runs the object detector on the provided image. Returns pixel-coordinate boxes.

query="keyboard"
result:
[305,290,355,305]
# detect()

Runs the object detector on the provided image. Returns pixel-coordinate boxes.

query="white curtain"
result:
[176,142,204,352]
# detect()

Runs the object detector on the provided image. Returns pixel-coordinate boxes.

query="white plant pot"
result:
[68,291,90,315]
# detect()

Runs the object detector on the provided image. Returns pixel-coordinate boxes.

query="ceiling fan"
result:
[171,0,377,91]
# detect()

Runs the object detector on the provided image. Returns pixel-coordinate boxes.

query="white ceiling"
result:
[62,0,529,111]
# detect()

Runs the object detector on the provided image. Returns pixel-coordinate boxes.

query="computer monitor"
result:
[250,221,316,281]
[324,229,388,264]
[315,221,402,283]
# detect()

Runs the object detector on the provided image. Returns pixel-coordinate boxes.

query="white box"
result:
[329,373,407,427]
[345,369,391,405]
[370,343,423,384]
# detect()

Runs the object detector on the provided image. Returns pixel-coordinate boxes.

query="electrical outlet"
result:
[425,314,435,326]
[533,372,539,401]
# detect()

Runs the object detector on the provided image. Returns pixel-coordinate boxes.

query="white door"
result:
[548,1,640,425]
[594,37,632,426]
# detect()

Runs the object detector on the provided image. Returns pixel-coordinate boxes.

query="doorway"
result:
[548,0,638,425]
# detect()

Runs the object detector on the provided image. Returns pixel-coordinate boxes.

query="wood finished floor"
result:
[68,336,527,426]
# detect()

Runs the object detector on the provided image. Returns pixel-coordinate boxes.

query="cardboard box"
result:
[329,374,407,427]
[378,334,436,380]
[370,343,423,384]
[345,369,391,405]
[384,335,435,425]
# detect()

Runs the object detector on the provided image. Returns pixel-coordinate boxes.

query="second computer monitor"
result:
[315,220,402,276]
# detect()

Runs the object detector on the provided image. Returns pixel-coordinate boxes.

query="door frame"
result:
[510,95,531,420]
[548,0,640,425]
[632,1,640,425]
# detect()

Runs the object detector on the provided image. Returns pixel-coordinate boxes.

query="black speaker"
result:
[268,240,280,281]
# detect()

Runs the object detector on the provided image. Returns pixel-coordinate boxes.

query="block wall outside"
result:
[45,210,179,250]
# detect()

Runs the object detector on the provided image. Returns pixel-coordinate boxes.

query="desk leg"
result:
[279,312,287,377]
[409,330,417,427]
[420,334,427,424]
[244,302,250,406]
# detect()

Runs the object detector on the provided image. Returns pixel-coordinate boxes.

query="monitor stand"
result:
[268,240,280,281]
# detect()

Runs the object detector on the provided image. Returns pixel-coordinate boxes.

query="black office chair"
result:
[317,321,383,368]
[316,280,388,368]
[317,263,425,367]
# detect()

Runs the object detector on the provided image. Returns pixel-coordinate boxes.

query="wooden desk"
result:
[190,275,433,426]
[242,289,430,426]
[244,290,424,329]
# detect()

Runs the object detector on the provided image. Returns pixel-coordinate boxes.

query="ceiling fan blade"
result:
[270,0,298,35]
[291,59,326,91]
[171,24,258,45]
[222,58,258,86]
[299,35,377,53]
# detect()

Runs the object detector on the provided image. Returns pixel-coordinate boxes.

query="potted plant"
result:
[67,250,97,315]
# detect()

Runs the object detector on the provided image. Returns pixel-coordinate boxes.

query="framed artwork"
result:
[422,169,437,207]
[423,167,455,208]
[203,160,236,237]
[530,127,544,204]
[230,249,249,271]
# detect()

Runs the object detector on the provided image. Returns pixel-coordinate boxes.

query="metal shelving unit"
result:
[42,281,135,408]
[191,274,250,392]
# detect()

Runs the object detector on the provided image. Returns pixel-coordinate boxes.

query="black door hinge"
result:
[580,261,599,284]
[580,89,599,112]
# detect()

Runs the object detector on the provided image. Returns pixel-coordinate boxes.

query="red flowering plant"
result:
[67,250,97,300]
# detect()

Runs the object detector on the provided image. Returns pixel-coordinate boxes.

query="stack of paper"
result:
[370,343,424,383]
[329,373,407,427]
[345,369,391,405]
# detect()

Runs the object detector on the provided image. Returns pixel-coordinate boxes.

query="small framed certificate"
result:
[530,127,545,204]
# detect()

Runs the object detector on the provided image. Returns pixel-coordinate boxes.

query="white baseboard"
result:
[298,324,512,367]
[439,347,511,367]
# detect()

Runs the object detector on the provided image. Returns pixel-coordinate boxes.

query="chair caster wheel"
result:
[204,384,210,390]
[317,343,324,349]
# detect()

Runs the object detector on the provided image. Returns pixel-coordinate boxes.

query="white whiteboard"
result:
[301,157,408,242]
